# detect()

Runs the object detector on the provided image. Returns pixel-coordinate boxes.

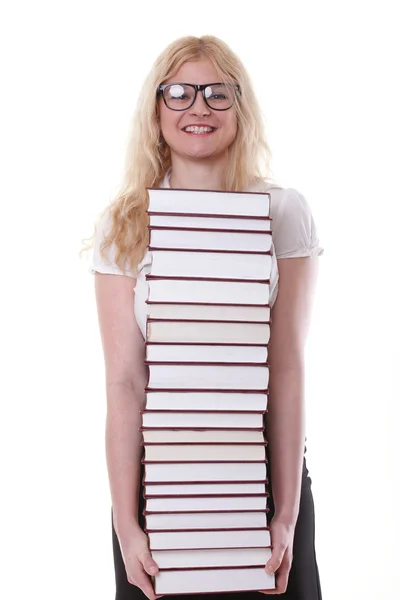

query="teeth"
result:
[184,126,214,133]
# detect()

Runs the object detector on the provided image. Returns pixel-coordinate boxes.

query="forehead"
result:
[166,58,220,84]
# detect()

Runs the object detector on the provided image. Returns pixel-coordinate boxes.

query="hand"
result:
[117,522,164,600]
[259,518,295,595]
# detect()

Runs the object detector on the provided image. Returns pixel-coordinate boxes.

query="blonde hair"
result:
[81,35,275,274]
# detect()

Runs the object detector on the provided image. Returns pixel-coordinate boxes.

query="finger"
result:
[265,541,286,575]
[261,552,292,595]
[274,562,290,594]
[142,555,160,577]
[136,546,159,577]
[129,568,158,600]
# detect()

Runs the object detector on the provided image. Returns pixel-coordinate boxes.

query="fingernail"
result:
[149,566,158,574]
[266,564,274,573]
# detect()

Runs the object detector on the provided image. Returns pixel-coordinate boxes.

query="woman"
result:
[88,35,323,600]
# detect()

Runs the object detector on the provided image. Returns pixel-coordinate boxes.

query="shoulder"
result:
[88,206,140,278]
[249,179,324,259]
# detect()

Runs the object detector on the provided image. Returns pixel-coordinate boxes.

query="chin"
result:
[184,148,221,159]
[176,140,231,159]
[166,132,233,158]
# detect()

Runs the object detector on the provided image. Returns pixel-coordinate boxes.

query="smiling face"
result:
[158,58,238,161]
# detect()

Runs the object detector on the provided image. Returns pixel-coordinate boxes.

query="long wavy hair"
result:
[81,35,276,274]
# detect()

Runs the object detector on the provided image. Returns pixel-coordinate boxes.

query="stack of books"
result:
[139,186,276,596]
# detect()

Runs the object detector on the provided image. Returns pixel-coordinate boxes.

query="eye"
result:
[205,85,230,101]
[169,84,186,99]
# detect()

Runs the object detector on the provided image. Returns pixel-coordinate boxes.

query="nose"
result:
[189,90,211,116]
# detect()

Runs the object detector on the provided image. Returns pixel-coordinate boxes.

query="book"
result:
[150,248,273,280]
[150,546,272,569]
[143,462,267,483]
[146,276,270,305]
[147,527,271,550]
[145,302,271,322]
[140,410,265,429]
[143,511,268,531]
[147,187,271,217]
[143,391,268,412]
[140,428,266,443]
[148,226,272,252]
[148,212,272,232]
[153,566,275,595]
[144,482,268,496]
[143,443,266,462]
[145,343,269,364]
[145,363,269,391]
[146,320,270,344]
[145,495,269,513]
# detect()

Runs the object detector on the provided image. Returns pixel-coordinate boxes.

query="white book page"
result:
[146,495,268,512]
[145,481,267,496]
[141,429,265,443]
[144,444,266,461]
[144,461,267,483]
[149,527,271,549]
[148,364,269,390]
[154,567,275,594]
[147,303,271,322]
[151,547,272,569]
[145,511,267,530]
[150,228,272,252]
[149,213,271,231]
[145,391,268,411]
[141,411,263,428]
[146,344,268,364]
[148,188,270,217]
[151,250,272,280]
[148,321,270,344]
[148,279,270,305]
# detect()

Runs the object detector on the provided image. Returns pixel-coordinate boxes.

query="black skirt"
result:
[111,444,323,600]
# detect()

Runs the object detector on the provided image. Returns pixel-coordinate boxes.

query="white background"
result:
[1,1,399,599]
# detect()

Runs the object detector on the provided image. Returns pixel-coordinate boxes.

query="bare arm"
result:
[94,273,147,540]
[94,273,162,599]
[266,256,320,525]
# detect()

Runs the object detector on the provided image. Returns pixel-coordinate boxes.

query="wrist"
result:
[272,509,299,528]
[112,512,141,539]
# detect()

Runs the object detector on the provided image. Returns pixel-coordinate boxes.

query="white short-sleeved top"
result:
[89,171,324,339]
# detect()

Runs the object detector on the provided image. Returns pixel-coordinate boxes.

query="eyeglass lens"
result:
[163,83,236,110]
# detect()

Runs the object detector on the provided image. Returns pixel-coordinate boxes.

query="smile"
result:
[182,126,216,135]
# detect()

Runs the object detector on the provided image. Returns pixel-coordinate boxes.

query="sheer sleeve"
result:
[88,208,138,278]
[272,188,324,259]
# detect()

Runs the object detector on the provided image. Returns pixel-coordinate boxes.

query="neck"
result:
[169,154,228,191]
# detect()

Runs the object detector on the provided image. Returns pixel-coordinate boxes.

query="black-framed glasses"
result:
[157,82,241,111]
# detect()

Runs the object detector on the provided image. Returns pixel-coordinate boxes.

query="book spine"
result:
[143,492,270,499]
[149,246,273,255]
[148,225,273,233]
[146,274,270,282]
[143,508,270,515]
[154,563,271,571]
[140,441,268,445]
[145,301,271,307]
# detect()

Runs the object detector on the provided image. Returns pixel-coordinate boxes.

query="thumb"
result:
[142,552,159,576]
[265,544,284,575]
